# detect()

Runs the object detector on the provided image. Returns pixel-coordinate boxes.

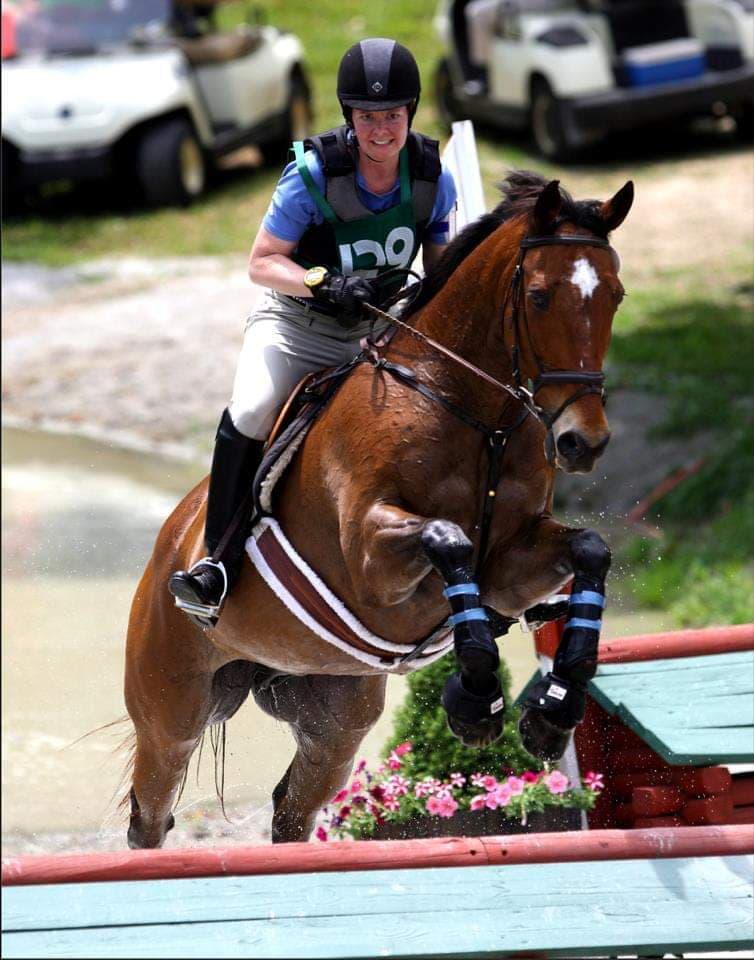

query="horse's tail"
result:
[65,715,138,818]
[171,721,230,822]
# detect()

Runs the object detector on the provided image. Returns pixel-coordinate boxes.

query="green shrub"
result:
[383,652,539,780]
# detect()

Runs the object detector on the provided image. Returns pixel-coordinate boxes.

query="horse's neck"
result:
[412,227,520,386]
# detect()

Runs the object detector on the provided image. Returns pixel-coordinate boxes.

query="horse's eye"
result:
[528,289,550,311]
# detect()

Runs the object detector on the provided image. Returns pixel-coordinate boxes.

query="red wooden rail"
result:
[598,623,754,663]
[535,621,754,663]
[2,825,752,887]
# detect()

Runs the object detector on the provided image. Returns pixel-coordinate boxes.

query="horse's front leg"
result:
[346,504,505,748]
[482,518,610,761]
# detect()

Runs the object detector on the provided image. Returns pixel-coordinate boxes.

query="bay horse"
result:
[124,171,633,848]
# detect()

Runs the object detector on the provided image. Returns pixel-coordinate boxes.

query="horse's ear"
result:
[600,180,634,232]
[533,180,562,232]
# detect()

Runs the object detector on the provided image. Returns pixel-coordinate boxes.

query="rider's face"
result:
[352,106,410,163]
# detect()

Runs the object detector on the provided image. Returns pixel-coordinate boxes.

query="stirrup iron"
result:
[172,557,228,619]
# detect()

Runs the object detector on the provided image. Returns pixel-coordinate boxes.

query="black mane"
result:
[403,170,607,320]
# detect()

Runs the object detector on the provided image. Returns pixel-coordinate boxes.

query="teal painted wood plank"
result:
[5,856,748,933]
[595,651,754,677]
[616,705,754,764]
[614,694,754,728]
[592,670,753,700]
[3,857,752,959]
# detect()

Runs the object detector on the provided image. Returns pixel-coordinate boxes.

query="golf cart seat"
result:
[173,27,261,65]
[578,0,691,52]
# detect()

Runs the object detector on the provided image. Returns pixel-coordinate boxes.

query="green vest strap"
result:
[293,141,338,225]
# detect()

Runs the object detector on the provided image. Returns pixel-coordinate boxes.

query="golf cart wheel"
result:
[434,58,458,130]
[137,118,206,207]
[261,69,313,165]
[1,140,23,215]
[734,102,753,143]
[530,78,575,162]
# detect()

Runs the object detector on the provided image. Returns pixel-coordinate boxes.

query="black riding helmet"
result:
[337,38,421,126]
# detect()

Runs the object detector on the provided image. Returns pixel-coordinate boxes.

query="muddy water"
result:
[1,426,668,853]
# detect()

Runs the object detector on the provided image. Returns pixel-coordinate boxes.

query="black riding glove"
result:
[313,273,376,327]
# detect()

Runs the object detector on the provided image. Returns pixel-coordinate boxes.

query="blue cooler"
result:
[620,38,706,86]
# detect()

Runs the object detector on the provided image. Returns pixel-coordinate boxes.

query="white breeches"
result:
[229,290,388,440]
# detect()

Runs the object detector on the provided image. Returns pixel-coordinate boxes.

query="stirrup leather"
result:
[171,557,228,620]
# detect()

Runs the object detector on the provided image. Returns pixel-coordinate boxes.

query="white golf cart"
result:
[1,0,312,207]
[434,0,754,159]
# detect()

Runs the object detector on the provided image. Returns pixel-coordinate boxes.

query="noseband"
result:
[506,234,612,431]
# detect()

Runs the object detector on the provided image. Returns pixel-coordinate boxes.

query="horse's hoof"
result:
[447,712,505,748]
[127,812,175,850]
[518,707,572,762]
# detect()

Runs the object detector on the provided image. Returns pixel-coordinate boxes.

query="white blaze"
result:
[570,258,600,299]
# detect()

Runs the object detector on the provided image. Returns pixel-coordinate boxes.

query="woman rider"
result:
[169,38,458,619]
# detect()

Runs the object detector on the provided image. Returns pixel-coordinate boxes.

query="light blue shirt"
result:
[263,147,457,247]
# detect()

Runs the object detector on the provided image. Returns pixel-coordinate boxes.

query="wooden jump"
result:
[3,824,751,887]
[3,827,752,959]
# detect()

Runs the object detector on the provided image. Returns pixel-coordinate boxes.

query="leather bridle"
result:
[504,233,612,431]
[366,230,615,436]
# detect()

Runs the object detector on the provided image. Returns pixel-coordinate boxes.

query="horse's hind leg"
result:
[252,672,387,843]
[124,573,232,849]
[517,529,611,761]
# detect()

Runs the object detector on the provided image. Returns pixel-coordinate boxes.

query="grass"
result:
[609,273,754,626]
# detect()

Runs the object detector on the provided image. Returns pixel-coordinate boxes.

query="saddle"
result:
[251,357,359,518]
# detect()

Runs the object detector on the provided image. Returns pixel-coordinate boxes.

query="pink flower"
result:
[355,759,367,774]
[450,773,466,788]
[480,775,498,791]
[350,779,363,794]
[522,771,540,783]
[470,773,487,787]
[469,794,488,811]
[332,788,349,804]
[426,794,459,818]
[388,775,409,796]
[414,778,441,798]
[394,741,413,756]
[383,796,401,812]
[315,826,328,842]
[545,771,570,795]
[506,776,525,795]
[387,752,403,770]
[486,784,512,809]
[584,771,605,792]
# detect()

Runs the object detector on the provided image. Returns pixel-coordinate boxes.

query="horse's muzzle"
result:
[555,430,610,473]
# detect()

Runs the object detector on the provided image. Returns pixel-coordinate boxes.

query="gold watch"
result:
[303,266,329,293]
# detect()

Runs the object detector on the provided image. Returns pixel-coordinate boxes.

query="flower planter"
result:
[368,806,582,841]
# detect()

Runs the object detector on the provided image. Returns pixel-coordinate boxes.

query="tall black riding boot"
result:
[169,409,264,619]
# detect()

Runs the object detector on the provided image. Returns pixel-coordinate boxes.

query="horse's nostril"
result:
[556,431,586,462]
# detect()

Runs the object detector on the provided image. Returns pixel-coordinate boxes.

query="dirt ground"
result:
[3,149,752,465]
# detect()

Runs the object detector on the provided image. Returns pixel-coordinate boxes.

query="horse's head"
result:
[509,178,634,473]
